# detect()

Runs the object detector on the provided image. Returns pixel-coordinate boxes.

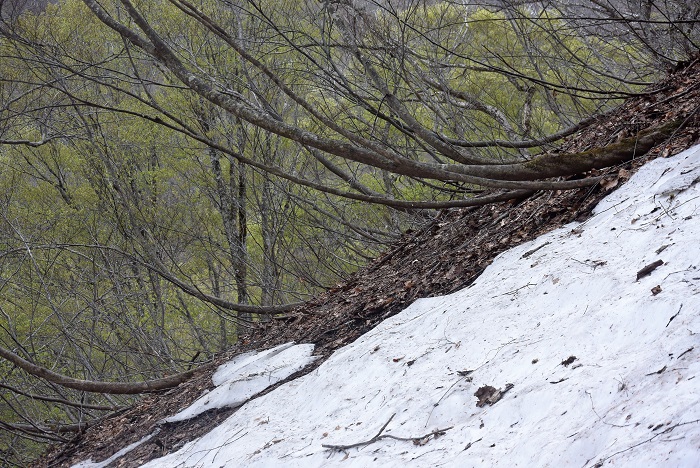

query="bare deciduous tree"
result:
[0,0,697,463]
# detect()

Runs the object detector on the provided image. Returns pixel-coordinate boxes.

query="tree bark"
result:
[0,345,195,394]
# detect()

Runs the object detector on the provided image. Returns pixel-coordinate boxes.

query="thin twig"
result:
[586,391,629,428]
[585,419,700,467]
[666,304,683,327]
[521,241,551,259]
[323,414,452,451]
[323,414,395,451]
[492,283,537,298]
[677,347,694,359]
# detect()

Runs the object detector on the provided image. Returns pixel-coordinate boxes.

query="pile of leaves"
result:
[35,57,700,467]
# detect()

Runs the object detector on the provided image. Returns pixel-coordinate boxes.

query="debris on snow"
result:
[561,356,577,367]
[321,414,452,452]
[636,259,665,280]
[474,383,514,407]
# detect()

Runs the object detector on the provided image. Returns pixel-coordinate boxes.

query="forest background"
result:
[0,0,698,465]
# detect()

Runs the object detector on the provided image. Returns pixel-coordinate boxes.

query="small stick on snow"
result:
[666,304,683,327]
[463,437,483,451]
[585,391,628,428]
[645,365,667,376]
[492,283,537,298]
[585,419,700,467]
[521,242,551,259]
[677,347,694,359]
[322,414,452,451]
[636,259,664,280]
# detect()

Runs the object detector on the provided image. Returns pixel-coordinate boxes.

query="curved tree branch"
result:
[0,345,196,394]
[77,0,666,195]
[0,381,120,411]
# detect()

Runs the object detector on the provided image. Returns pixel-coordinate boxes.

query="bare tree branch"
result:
[0,345,195,394]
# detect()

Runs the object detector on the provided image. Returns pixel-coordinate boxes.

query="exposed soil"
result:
[35,57,700,468]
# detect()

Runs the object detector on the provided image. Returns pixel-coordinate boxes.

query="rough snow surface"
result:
[164,343,317,423]
[143,146,700,467]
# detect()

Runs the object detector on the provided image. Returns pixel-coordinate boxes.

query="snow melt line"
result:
[71,428,160,468]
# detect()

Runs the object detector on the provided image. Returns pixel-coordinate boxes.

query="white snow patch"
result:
[71,344,316,467]
[165,342,317,423]
[143,146,700,467]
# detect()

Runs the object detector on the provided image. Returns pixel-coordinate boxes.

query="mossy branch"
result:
[519,119,683,178]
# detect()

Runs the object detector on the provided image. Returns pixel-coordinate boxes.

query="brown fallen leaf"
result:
[600,176,619,191]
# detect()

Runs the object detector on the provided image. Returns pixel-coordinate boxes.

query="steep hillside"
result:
[138,142,700,467]
[36,58,700,468]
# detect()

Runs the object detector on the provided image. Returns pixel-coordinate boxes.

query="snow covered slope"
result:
[133,146,700,466]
